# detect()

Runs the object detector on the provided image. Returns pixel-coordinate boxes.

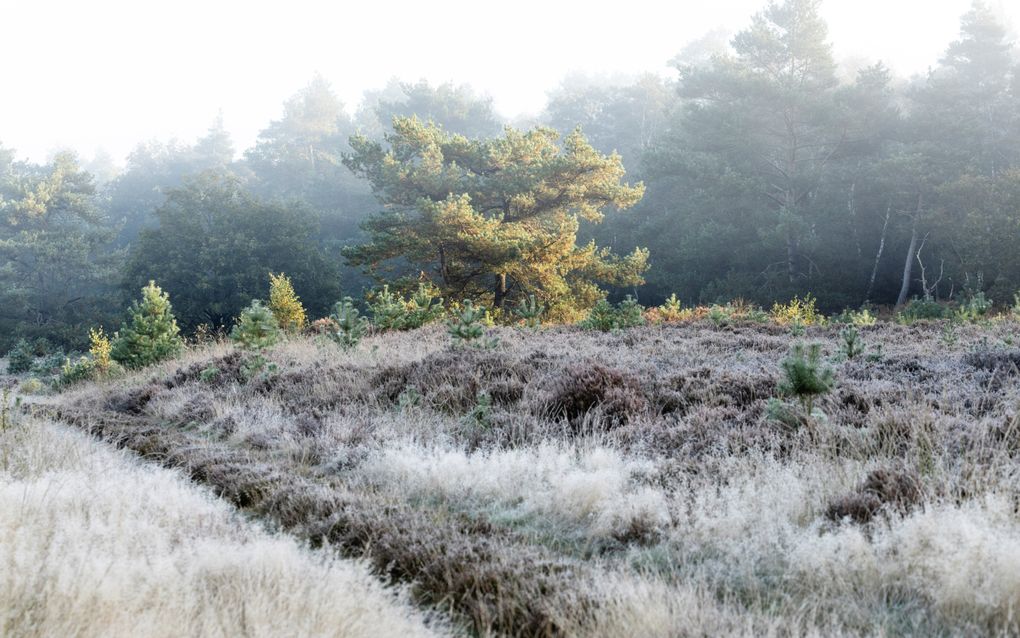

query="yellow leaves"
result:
[88,327,112,375]
[268,272,307,333]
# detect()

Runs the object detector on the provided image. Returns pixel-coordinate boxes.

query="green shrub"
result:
[329,297,370,349]
[32,352,66,378]
[616,296,646,329]
[838,325,865,360]
[6,339,34,374]
[230,300,281,350]
[111,281,185,369]
[956,290,992,323]
[58,356,97,388]
[199,366,221,383]
[514,294,545,328]
[580,300,617,332]
[448,300,497,348]
[897,297,948,323]
[832,308,877,327]
[659,294,683,322]
[778,343,834,416]
[368,283,445,331]
[581,296,645,332]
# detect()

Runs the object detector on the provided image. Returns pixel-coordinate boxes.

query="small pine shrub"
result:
[231,300,281,350]
[199,366,221,383]
[771,294,822,326]
[403,283,445,329]
[708,304,734,327]
[956,290,993,323]
[111,281,185,369]
[6,339,34,374]
[448,300,497,348]
[778,343,834,416]
[368,284,444,331]
[514,294,545,328]
[659,294,684,322]
[462,392,493,430]
[32,352,66,378]
[31,337,52,356]
[581,296,645,331]
[838,325,865,360]
[897,297,948,323]
[329,297,370,349]
[268,272,307,333]
[833,308,877,327]
[616,296,646,329]
[58,356,97,388]
[581,300,617,332]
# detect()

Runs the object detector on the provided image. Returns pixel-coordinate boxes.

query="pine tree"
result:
[230,300,281,350]
[268,272,307,333]
[111,281,184,369]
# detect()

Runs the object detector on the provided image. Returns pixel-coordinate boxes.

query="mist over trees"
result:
[2,0,1019,350]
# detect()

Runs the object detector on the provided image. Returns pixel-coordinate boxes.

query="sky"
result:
[1,0,1016,164]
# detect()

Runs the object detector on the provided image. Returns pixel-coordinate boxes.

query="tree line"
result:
[2,0,1018,351]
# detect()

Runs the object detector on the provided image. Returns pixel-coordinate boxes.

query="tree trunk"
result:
[493,273,507,309]
[863,204,891,306]
[896,194,923,307]
[786,233,798,284]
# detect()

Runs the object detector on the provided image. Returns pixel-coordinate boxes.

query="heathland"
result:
[6,312,1020,636]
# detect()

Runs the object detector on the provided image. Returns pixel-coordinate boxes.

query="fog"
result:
[2,0,1016,163]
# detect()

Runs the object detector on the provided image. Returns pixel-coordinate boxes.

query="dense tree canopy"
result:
[0,151,120,349]
[6,0,1020,352]
[123,173,339,330]
[344,117,648,320]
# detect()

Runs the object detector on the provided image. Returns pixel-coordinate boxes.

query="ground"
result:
[4,320,1020,636]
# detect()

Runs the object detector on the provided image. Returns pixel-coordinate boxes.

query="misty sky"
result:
[2,0,1016,164]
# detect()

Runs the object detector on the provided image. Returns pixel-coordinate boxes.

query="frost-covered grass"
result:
[0,418,444,638]
[38,319,1020,635]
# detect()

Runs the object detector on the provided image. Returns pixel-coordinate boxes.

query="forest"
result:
[1,0,1018,353]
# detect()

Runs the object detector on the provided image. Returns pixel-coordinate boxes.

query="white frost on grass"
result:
[358,442,670,541]
[0,419,445,638]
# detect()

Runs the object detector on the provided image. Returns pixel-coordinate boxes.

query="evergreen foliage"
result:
[581,296,645,332]
[513,294,545,328]
[6,340,34,374]
[448,300,497,348]
[778,343,834,415]
[110,281,184,369]
[329,297,369,350]
[368,283,444,331]
[344,117,648,321]
[230,300,281,350]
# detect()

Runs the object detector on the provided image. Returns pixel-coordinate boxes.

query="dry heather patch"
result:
[0,418,444,638]
[42,319,1020,636]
